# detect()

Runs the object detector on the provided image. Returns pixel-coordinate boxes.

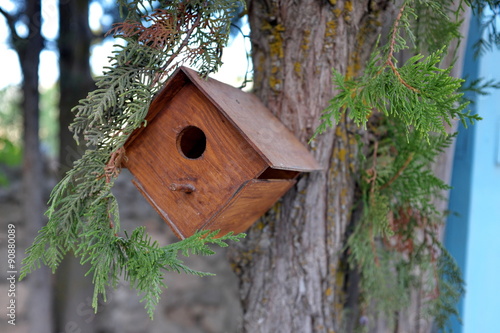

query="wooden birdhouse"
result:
[124,66,321,239]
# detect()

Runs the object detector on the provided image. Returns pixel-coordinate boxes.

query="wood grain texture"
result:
[125,83,268,238]
[124,67,321,239]
[125,69,189,147]
[182,67,322,172]
[203,179,296,235]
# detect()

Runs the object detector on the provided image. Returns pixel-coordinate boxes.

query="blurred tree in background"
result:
[0,1,51,332]
[0,1,118,331]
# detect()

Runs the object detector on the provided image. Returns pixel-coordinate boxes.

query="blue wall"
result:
[445,12,500,333]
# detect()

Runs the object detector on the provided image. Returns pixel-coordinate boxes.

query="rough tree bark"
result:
[230,0,470,332]
[230,1,393,332]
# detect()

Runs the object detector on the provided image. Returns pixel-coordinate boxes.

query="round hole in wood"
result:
[177,126,206,159]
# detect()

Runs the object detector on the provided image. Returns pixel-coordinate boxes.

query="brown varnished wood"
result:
[125,69,189,147]
[125,83,268,238]
[182,67,322,172]
[123,67,321,239]
[202,179,296,236]
[131,178,186,238]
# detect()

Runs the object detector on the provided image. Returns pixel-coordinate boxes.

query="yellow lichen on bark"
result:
[301,29,310,51]
[344,0,353,12]
[324,8,339,51]
[343,0,353,22]
[347,14,381,79]
[269,75,282,91]
[338,148,347,162]
[294,62,302,77]
[261,21,285,91]
[325,20,337,38]
[262,21,285,59]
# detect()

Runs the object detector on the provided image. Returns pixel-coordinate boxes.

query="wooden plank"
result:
[202,179,296,236]
[131,178,186,239]
[125,68,189,148]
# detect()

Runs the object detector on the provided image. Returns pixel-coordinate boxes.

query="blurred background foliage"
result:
[0,84,58,185]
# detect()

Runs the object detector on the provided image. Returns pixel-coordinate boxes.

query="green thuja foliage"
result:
[20,0,244,318]
[412,0,463,55]
[349,117,463,330]
[313,0,484,330]
[313,2,481,142]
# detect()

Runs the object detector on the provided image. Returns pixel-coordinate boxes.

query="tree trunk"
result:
[58,0,94,174]
[55,1,97,332]
[17,1,53,332]
[231,0,471,332]
[231,1,392,332]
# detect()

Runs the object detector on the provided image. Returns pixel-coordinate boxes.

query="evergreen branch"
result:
[366,141,379,199]
[345,113,461,328]
[312,1,472,143]
[21,0,245,319]
[385,3,420,93]
[460,76,500,97]
[316,2,471,327]
[157,9,202,80]
[104,146,127,183]
[380,152,414,191]
[467,0,500,56]
[412,0,464,55]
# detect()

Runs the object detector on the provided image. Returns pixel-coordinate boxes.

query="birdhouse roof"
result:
[131,66,321,172]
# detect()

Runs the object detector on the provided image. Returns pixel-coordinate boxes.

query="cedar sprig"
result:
[21,0,244,319]
[315,0,473,329]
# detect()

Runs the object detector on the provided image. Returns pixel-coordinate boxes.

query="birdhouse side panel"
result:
[202,179,296,236]
[124,83,269,238]
[125,71,189,147]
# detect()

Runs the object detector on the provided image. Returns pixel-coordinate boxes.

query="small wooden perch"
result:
[169,183,196,193]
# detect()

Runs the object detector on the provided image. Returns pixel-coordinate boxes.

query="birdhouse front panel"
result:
[125,82,269,238]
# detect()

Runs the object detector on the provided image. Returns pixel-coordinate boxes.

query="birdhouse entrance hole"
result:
[177,126,206,159]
